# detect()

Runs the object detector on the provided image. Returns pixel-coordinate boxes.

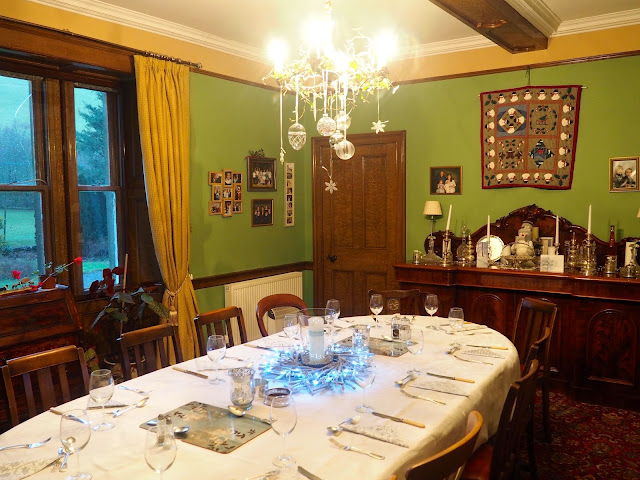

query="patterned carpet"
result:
[527,391,640,480]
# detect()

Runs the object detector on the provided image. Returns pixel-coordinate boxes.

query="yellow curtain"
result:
[134,55,198,359]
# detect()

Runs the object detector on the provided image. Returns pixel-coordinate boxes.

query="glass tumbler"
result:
[228,367,255,410]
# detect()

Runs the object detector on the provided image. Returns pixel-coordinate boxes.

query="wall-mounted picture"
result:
[247,156,276,191]
[233,172,243,184]
[209,171,222,184]
[209,201,222,215]
[212,185,221,201]
[223,200,233,217]
[252,199,273,226]
[284,162,294,226]
[610,156,638,192]
[223,169,233,186]
[232,201,243,213]
[430,166,462,195]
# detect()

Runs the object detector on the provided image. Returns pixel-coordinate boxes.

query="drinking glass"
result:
[448,307,465,333]
[424,294,439,318]
[60,409,92,480]
[144,426,177,479]
[406,328,424,375]
[369,294,383,327]
[88,369,114,431]
[269,394,297,468]
[326,299,340,320]
[354,357,376,413]
[207,334,226,384]
[283,313,299,339]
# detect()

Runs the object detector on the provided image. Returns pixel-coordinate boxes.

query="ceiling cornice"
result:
[505,0,561,37]
[27,0,640,62]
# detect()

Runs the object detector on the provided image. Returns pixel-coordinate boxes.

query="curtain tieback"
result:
[165,274,190,324]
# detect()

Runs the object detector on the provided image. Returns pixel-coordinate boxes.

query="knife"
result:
[466,344,508,350]
[371,411,425,428]
[298,466,324,480]
[244,344,272,351]
[427,372,475,383]
[172,366,208,379]
[407,385,469,397]
[49,405,126,415]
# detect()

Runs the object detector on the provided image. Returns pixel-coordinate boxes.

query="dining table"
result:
[0,314,520,480]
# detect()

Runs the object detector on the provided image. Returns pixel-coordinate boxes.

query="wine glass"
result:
[424,294,439,319]
[60,409,92,480]
[369,294,383,327]
[269,394,297,468]
[326,299,340,321]
[406,328,424,375]
[144,426,177,479]
[448,307,465,333]
[283,313,299,339]
[354,357,376,413]
[206,334,226,384]
[88,369,114,431]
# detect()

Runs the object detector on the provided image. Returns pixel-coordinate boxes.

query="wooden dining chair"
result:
[194,306,248,356]
[461,360,540,480]
[367,289,422,316]
[118,324,183,380]
[406,410,484,480]
[255,293,307,337]
[1,345,89,427]
[511,297,557,443]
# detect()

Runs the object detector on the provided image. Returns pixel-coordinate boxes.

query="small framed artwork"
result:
[222,200,233,217]
[223,169,233,186]
[209,171,222,185]
[234,185,242,201]
[610,156,638,192]
[209,201,222,215]
[284,162,294,226]
[252,199,273,226]
[247,156,277,191]
[430,166,462,195]
[233,172,243,184]
[232,201,243,213]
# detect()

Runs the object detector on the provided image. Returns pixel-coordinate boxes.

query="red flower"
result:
[74,257,83,264]
[29,285,39,291]
[12,270,22,280]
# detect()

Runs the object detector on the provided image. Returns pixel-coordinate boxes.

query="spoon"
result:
[395,373,414,387]
[112,397,149,417]
[228,405,271,425]
[327,415,360,435]
[382,335,406,343]
[58,447,70,472]
[145,420,190,435]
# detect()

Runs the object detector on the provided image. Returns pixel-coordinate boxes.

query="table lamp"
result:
[423,201,442,236]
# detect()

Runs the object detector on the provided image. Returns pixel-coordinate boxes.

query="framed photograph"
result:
[232,201,243,213]
[234,185,242,201]
[209,201,222,215]
[223,169,233,186]
[222,200,233,217]
[222,187,232,199]
[209,171,222,185]
[251,199,273,226]
[284,162,294,226]
[233,172,243,184]
[610,156,638,192]
[430,166,462,195]
[247,156,277,191]
[212,185,221,201]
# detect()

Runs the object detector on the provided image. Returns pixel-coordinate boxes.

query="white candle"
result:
[486,215,491,257]
[555,215,559,247]
[587,205,592,236]
[445,204,452,232]
[308,316,325,362]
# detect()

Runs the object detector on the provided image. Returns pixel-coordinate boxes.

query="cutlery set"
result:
[329,437,385,460]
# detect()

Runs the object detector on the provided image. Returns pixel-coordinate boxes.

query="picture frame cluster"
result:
[209,170,243,217]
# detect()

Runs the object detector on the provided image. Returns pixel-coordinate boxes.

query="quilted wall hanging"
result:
[481,85,582,189]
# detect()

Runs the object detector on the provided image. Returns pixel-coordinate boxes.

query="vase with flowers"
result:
[0,257,83,296]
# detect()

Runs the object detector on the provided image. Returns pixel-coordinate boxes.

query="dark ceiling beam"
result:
[428,0,549,53]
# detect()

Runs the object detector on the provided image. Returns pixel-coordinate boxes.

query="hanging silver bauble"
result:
[288,122,307,151]
[335,139,355,160]
[335,110,351,131]
[317,113,337,136]
[329,131,344,147]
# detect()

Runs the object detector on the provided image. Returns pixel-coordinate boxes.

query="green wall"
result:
[190,55,640,311]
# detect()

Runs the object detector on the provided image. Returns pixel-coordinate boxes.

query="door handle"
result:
[328,255,337,262]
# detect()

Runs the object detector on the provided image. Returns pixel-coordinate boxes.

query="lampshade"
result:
[424,200,442,216]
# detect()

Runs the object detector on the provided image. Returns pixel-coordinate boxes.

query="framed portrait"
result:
[232,201,243,213]
[251,199,273,226]
[609,156,638,192]
[212,185,221,201]
[247,156,277,191]
[223,169,233,186]
[209,201,222,215]
[430,166,462,195]
[209,171,222,185]
[233,172,243,184]
[222,200,233,217]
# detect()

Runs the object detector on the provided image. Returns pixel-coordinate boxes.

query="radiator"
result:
[224,272,303,341]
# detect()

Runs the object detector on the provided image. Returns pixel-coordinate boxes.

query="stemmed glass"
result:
[448,307,465,333]
[369,294,383,328]
[269,394,297,468]
[406,328,424,375]
[206,334,226,384]
[144,426,177,479]
[424,294,439,319]
[326,299,340,321]
[60,409,92,480]
[88,369,114,431]
[283,313,299,339]
[354,357,376,413]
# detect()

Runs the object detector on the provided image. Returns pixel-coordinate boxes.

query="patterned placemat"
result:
[338,337,408,357]
[140,401,271,454]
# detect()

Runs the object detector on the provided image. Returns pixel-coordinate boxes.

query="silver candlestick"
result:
[441,231,454,267]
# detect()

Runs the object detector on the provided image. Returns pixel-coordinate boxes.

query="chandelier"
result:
[264,0,397,187]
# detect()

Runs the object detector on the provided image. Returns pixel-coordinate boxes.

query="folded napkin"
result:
[409,379,471,397]
[0,456,60,480]
[341,424,409,448]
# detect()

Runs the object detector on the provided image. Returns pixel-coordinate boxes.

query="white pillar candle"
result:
[587,204,592,236]
[308,316,325,362]
[555,215,559,247]
[486,215,491,257]
[445,204,452,232]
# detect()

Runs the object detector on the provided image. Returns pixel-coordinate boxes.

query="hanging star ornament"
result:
[371,120,388,134]
[325,179,338,194]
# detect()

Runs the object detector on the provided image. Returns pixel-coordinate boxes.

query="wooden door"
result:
[312,131,406,316]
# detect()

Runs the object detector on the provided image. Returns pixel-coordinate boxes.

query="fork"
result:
[329,437,385,460]
[400,387,446,405]
[0,437,52,451]
[225,356,245,361]
[119,385,151,395]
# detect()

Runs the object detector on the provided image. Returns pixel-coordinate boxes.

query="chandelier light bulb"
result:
[317,113,337,136]
[268,39,288,72]
[288,122,307,150]
[335,139,355,160]
[335,111,351,130]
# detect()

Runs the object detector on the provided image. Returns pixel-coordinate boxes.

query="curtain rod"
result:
[142,51,202,69]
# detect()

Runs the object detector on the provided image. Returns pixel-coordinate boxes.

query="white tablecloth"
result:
[0,315,519,480]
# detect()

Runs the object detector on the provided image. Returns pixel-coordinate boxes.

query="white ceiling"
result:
[31,0,640,63]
